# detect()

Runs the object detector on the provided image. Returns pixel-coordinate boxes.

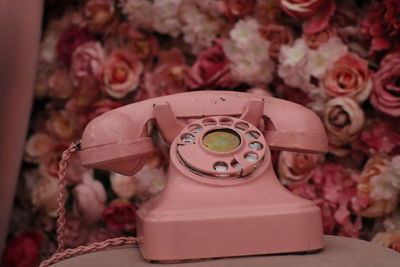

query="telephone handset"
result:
[79,91,327,261]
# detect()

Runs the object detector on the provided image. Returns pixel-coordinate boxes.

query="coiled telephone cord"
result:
[39,141,138,267]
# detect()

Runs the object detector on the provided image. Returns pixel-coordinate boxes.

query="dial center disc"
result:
[202,129,241,153]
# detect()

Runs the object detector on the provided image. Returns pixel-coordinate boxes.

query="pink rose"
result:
[71,41,105,79]
[84,0,115,33]
[219,0,255,18]
[323,97,365,146]
[48,68,74,99]
[140,49,189,100]
[100,49,143,99]
[278,151,321,185]
[362,0,400,52]
[361,120,400,154]
[56,27,94,65]
[279,0,324,19]
[188,42,233,90]
[371,53,400,117]
[73,172,107,223]
[46,111,80,141]
[259,24,294,59]
[323,53,372,103]
[102,201,136,231]
[303,26,337,49]
[1,230,43,267]
[25,133,56,161]
[356,156,398,218]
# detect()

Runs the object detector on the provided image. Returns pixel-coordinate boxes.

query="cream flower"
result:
[32,176,59,217]
[223,18,274,84]
[110,172,137,199]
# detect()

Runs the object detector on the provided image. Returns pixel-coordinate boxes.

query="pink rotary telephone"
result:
[79,90,328,262]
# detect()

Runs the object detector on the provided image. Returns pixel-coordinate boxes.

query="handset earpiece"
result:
[79,111,155,175]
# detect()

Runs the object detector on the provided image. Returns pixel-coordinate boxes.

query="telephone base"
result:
[136,203,324,261]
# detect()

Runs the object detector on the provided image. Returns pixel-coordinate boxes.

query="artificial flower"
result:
[110,172,137,199]
[360,120,400,155]
[259,24,294,59]
[323,53,372,103]
[223,18,275,84]
[100,48,143,99]
[56,27,93,64]
[84,0,115,33]
[188,41,232,89]
[355,156,398,218]
[102,200,137,231]
[46,111,80,141]
[278,151,321,185]
[303,26,337,50]
[1,230,43,267]
[73,172,107,223]
[25,133,56,161]
[279,0,324,19]
[48,68,75,99]
[218,0,255,19]
[71,41,105,80]
[323,97,365,146]
[371,53,400,117]
[362,0,400,53]
[31,176,59,217]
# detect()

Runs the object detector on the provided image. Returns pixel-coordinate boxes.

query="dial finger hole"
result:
[244,152,258,162]
[219,117,233,126]
[213,162,228,172]
[189,124,203,133]
[249,142,263,151]
[202,118,217,127]
[181,133,195,143]
[235,122,249,131]
[231,159,243,170]
[245,131,260,140]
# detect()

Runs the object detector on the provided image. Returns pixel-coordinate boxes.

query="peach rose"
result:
[323,97,365,146]
[84,0,115,33]
[48,68,74,99]
[101,49,143,99]
[46,111,80,141]
[38,152,60,179]
[25,133,56,161]
[323,53,372,103]
[73,172,106,223]
[356,156,398,218]
[66,76,100,112]
[278,151,321,185]
[371,53,400,117]
[303,26,337,49]
[259,24,294,59]
[31,176,59,217]
[110,173,137,199]
[117,23,159,62]
[372,231,400,252]
[279,0,323,19]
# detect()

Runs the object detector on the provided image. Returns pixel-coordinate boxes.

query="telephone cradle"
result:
[79,91,328,262]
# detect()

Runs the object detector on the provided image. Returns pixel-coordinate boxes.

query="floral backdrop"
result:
[3,0,400,266]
